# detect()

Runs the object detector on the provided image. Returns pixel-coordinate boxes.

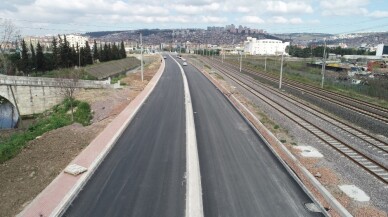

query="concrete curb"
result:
[190,59,352,217]
[170,55,204,217]
[18,56,166,217]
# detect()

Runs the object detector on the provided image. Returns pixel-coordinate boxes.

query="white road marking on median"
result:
[170,54,204,217]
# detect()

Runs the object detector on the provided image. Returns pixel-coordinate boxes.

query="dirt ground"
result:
[0,55,161,217]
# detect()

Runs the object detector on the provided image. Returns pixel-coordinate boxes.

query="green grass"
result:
[110,74,127,85]
[214,73,224,80]
[32,68,97,80]
[85,57,140,79]
[0,99,92,163]
[227,57,388,107]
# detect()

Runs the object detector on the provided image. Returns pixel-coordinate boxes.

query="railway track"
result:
[205,58,388,155]
[214,57,388,124]
[197,57,388,184]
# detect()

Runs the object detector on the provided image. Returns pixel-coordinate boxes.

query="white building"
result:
[244,37,289,55]
[59,34,89,48]
[376,44,388,57]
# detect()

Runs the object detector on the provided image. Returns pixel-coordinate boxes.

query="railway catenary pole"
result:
[321,40,327,88]
[279,51,284,89]
[264,56,267,72]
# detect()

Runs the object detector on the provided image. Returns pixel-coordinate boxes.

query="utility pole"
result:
[321,40,327,88]
[239,52,242,72]
[140,33,144,82]
[221,48,224,63]
[78,47,81,68]
[279,51,284,89]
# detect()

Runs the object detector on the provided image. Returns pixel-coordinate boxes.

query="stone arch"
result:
[0,94,19,128]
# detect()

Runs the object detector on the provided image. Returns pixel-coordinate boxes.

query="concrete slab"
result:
[339,185,370,202]
[64,164,87,176]
[294,146,324,158]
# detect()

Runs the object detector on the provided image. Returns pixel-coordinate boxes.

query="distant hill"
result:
[84,28,284,45]
[85,31,127,38]
[272,32,388,47]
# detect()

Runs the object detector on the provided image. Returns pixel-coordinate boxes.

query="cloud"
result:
[266,1,313,14]
[171,3,220,15]
[199,16,227,23]
[368,10,388,18]
[270,16,303,24]
[320,0,369,16]
[236,6,251,13]
[239,16,265,24]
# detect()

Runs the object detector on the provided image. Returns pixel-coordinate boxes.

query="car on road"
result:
[163,56,167,59]
[182,62,187,66]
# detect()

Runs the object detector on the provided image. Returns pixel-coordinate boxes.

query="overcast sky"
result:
[1,0,388,36]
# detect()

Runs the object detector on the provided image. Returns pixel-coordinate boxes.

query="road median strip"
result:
[170,54,204,217]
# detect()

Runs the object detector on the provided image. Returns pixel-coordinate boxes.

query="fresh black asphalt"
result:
[64,55,324,217]
[183,58,324,217]
[64,57,186,217]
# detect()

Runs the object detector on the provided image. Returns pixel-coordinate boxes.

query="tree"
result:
[59,35,72,68]
[58,70,80,121]
[36,42,44,71]
[93,40,98,62]
[112,43,119,60]
[20,39,29,73]
[84,41,93,65]
[0,19,19,75]
[71,45,77,67]
[51,37,59,69]
[30,43,36,72]
[120,41,126,59]
[107,44,112,61]
[80,47,85,66]
[103,44,109,62]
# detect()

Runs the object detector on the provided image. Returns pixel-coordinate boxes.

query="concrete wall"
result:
[0,75,113,116]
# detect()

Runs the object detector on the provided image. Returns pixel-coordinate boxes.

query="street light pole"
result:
[279,52,284,89]
[140,33,144,82]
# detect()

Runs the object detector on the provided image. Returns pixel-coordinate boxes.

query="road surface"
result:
[183,58,323,217]
[64,57,186,217]
[64,55,324,217]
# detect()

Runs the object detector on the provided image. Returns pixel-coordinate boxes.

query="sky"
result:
[0,0,388,36]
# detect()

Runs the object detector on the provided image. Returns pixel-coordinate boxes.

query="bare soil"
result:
[0,56,161,217]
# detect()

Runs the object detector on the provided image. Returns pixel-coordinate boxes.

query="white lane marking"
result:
[170,54,204,217]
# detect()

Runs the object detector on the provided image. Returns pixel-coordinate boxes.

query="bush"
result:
[74,102,92,126]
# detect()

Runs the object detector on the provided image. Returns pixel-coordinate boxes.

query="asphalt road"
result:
[64,57,186,217]
[182,58,324,217]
